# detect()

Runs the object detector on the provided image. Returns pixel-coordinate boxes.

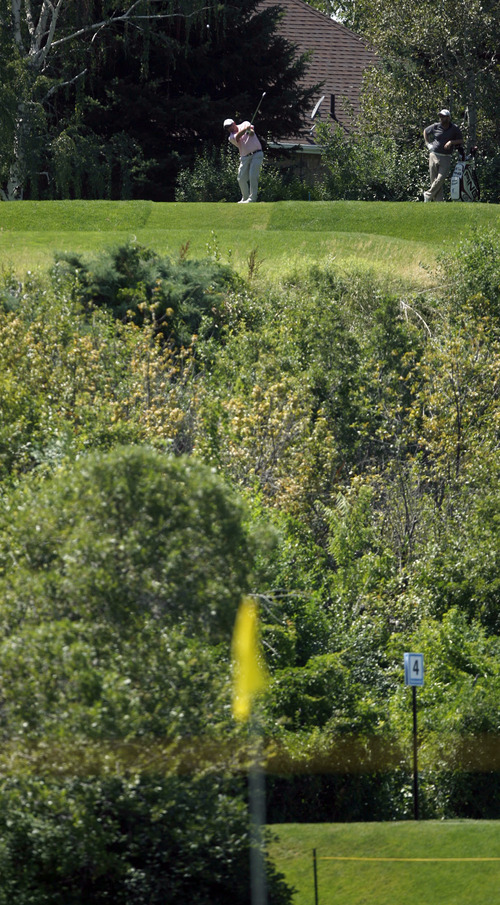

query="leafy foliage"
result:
[175,145,324,202]
[0,444,291,900]
[0,446,253,637]
[316,121,428,201]
[54,242,241,347]
[0,774,293,904]
[438,227,500,321]
[1,225,500,865]
[0,273,202,478]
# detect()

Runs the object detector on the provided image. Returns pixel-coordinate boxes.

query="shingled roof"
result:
[258,0,377,144]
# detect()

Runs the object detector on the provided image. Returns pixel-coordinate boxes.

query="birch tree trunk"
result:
[5,108,27,200]
[465,70,477,149]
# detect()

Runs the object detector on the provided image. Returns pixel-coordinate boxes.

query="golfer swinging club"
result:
[224,111,264,203]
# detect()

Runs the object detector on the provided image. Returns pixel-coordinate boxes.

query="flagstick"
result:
[249,713,267,905]
[231,597,269,905]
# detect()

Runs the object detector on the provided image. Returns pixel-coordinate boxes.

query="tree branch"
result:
[33,0,66,67]
[42,69,88,103]
[16,0,216,71]
[49,2,215,51]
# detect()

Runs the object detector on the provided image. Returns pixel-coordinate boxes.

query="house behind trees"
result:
[258,0,377,179]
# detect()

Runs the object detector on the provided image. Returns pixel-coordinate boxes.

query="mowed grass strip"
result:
[268,821,500,905]
[0,200,498,286]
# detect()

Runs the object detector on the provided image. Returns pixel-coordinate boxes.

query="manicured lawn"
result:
[0,200,498,287]
[268,821,500,905]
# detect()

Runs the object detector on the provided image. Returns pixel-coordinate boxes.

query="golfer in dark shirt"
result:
[423,109,463,201]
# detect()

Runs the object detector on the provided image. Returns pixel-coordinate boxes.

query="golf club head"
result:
[311,95,325,120]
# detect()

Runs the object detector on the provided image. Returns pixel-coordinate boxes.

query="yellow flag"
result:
[231,597,269,722]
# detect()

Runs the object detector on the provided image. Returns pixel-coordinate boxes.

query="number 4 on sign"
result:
[404,653,424,686]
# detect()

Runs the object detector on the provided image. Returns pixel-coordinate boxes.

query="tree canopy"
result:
[0,445,256,636]
[0,443,289,902]
[353,0,499,157]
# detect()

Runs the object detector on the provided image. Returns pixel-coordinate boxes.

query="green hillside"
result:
[0,200,498,284]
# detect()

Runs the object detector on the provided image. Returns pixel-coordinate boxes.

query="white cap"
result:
[223,118,235,127]
[439,109,451,117]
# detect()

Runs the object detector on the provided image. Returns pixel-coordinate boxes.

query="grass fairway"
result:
[0,200,498,287]
[268,821,500,905]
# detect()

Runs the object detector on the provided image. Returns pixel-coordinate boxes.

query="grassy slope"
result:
[269,821,500,905]
[0,200,498,286]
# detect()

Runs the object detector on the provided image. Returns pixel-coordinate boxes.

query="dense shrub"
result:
[175,142,323,202]
[438,227,500,322]
[477,150,500,203]
[53,242,241,347]
[267,771,410,823]
[0,446,254,637]
[316,122,428,201]
[175,145,240,202]
[2,228,500,834]
[175,127,496,202]
[0,774,293,905]
[174,127,455,202]
[0,446,292,901]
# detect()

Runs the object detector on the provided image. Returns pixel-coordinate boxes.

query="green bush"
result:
[53,241,241,347]
[438,227,500,321]
[171,130,498,203]
[0,774,293,905]
[0,446,254,637]
[175,144,240,202]
[316,122,428,201]
[175,143,321,202]
[268,654,360,731]
[472,147,500,204]
[258,161,323,201]
[0,443,292,903]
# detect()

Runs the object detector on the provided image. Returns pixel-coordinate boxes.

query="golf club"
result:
[310,95,325,120]
[309,94,325,133]
[251,91,266,123]
[450,145,480,201]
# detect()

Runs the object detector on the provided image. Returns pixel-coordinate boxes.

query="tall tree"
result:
[0,0,316,199]
[0,0,218,199]
[352,0,499,150]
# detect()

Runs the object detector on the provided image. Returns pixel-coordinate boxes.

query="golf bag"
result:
[450,146,480,201]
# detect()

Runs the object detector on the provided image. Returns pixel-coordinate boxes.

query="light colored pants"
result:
[425,152,453,201]
[238,151,264,201]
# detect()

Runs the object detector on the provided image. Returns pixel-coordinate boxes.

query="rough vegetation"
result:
[0,226,500,898]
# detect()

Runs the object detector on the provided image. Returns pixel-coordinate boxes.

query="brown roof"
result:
[258,0,377,141]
